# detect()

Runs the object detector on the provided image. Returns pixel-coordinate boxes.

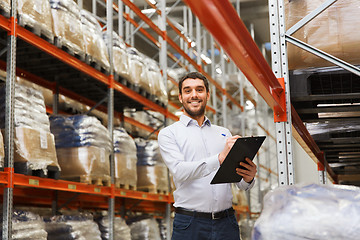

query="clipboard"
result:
[211,136,266,184]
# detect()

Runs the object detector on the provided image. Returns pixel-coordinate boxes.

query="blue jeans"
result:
[172,212,240,240]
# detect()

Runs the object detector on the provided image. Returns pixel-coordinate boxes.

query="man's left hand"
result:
[236,157,257,183]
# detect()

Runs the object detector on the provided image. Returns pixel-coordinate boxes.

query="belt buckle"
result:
[211,212,220,220]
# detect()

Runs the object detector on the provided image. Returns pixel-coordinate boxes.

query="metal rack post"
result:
[2,0,18,238]
[268,0,295,186]
[106,0,115,239]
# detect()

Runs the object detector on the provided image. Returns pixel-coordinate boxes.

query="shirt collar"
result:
[180,114,211,127]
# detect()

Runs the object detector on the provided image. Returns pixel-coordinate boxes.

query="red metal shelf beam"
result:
[183,0,285,116]
[291,106,337,182]
[0,172,173,203]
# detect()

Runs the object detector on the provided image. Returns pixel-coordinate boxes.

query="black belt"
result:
[175,207,234,220]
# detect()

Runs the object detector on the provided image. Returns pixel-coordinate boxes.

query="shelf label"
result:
[68,184,77,190]
[120,191,126,196]
[29,179,39,186]
[94,188,101,193]
[159,196,163,200]
[142,194,147,198]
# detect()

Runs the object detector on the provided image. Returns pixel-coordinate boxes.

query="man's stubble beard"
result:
[183,102,206,118]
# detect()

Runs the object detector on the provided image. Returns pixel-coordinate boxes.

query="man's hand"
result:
[236,157,257,183]
[218,135,241,165]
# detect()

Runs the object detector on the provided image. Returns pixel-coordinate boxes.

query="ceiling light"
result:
[200,54,212,64]
[215,68,222,75]
[141,8,156,14]
[317,103,360,107]
[245,100,254,110]
[148,0,157,5]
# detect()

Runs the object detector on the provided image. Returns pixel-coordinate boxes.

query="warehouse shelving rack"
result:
[0,1,180,239]
[183,0,339,187]
[0,0,276,239]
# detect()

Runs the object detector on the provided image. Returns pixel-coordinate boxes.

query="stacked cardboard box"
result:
[286,0,360,70]
[103,31,130,80]
[135,138,169,194]
[144,57,168,104]
[0,83,60,174]
[17,0,54,39]
[50,115,111,185]
[81,9,110,70]
[127,48,151,93]
[49,0,85,55]
[113,128,137,189]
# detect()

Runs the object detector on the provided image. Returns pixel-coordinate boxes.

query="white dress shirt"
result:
[158,114,254,213]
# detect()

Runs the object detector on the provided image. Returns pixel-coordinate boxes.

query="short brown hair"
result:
[178,72,210,94]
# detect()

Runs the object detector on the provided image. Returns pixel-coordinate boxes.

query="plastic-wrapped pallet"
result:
[0,83,60,175]
[103,31,130,80]
[144,57,168,104]
[80,10,110,71]
[96,215,132,240]
[0,210,48,240]
[135,138,169,194]
[50,115,111,185]
[17,0,54,40]
[252,183,360,240]
[113,127,137,189]
[239,219,255,240]
[285,0,360,70]
[49,0,85,56]
[45,213,102,240]
[127,48,151,93]
[128,218,161,240]
[0,0,10,14]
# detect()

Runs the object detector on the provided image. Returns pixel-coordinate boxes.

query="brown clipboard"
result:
[210,136,266,184]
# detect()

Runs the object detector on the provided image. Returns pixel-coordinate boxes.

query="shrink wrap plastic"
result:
[113,128,137,187]
[0,0,10,13]
[80,10,110,69]
[96,215,131,240]
[306,120,360,140]
[135,139,168,193]
[50,115,111,151]
[144,57,168,104]
[286,0,360,70]
[17,0,53,35]
[45,213,101,240]
[103,31,130,79]
[128,218,161,240]
[253,183,360,240]
[0,83,50,132]
[0,83,60,172]
[50,115,111,182]
[0,210,47,240]
[128,48,151,92]
[50,0,85,55]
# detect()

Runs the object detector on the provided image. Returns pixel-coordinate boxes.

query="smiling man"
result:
[158,72,257,240]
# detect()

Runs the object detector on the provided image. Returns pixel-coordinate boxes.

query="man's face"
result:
[179,78,210,118]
